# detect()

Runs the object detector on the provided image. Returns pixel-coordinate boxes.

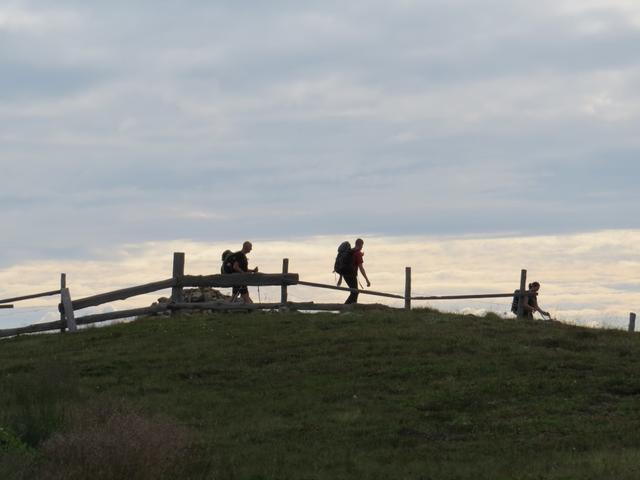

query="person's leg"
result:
[343,273,358,304]
[231,286,241,302]
[239,286,252,303]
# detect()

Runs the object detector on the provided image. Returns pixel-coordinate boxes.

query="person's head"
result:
[529,281,540,292]
[242,241,253,253]
[354,238,364,250]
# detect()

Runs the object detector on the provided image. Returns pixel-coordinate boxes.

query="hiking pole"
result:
[257,285,261,303]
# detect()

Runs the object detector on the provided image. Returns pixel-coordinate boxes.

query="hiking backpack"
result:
[333,241,354,275]
[221,250,235,274]
[510,289,520,314]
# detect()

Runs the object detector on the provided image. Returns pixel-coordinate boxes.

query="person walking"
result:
[522,281,551,320]
[225,241,258,303]
[343,238,371,304]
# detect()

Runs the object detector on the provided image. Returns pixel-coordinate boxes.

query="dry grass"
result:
[38,401,194,480]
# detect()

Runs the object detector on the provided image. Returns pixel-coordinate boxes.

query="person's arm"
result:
[233,261,258,273]
[522,294,534,312]
[530,295,549,316]
[529,295,550,317]
[358,264,371,287]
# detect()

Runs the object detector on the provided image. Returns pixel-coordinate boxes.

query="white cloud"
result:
[1,230,638,330]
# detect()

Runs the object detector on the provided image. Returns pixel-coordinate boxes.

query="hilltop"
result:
[2,309,640,479]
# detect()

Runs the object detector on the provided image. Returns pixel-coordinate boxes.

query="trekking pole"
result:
[257,285,261,303]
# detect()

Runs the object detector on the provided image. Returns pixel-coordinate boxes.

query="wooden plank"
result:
[0,320,64,339]
[0,290,61,304]
[629,312,636,333]
[65,278,175,311]
[286,302,397,312]
[76,304,169,326]
[61,288,77,332]
[171,302,282,311]
[517,269,527,319]
[281,258,289,304]
[411,293,514,300]
[60,273,66,333]
[183,273,299,288]
[171,252,185,304]
[170,301,397,312]
[296,280,404,300]
[405,267,412,311]
[0,304,169,338]
[0,305,13,309]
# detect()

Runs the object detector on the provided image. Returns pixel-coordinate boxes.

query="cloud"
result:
[1,0,639,272]
[1,230,638,331]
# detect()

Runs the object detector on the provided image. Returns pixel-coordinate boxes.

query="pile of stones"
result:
[155,286,231,305]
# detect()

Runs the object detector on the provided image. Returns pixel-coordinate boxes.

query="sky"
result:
[1,1,639,328]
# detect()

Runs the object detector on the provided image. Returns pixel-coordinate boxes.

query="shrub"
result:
[38,401,194,480]
[2,361,78,447]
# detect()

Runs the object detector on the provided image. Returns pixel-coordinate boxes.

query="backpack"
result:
[511,289,520,314]
[221,250,235,274]
[333,241,354,275]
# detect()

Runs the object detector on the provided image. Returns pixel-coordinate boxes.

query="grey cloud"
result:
[1,0,639,268]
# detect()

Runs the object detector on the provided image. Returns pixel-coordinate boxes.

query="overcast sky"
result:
[2,0,640,269]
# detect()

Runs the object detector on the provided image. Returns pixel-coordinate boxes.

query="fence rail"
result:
[412,293,513,301]
[0,253,547,339]
[0,290,61,304]
[297,280,405,300]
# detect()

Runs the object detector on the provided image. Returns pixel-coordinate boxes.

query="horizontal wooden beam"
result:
[64,278,175,312]
[0,305,13,309]
[284,302,397,312]
[182,273,299,288]
[0,290,61,304]
[0,319,64,339]
[0,304,171,339]
[296,280,405,300]
[411,293,514,300]
[170,301,398,312]
[171,302,283,311]
[76,304,169,326]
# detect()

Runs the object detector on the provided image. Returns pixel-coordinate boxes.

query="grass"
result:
[2,308,640,479]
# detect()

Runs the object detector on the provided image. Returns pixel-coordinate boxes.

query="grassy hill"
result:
[2,309,640,479]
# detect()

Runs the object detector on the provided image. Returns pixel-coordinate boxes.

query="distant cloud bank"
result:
[1,230,638,330]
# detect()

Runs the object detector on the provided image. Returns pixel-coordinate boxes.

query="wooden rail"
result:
[66,278,175,311]
[0,251,531,339]
[0,319,64,338]
[182,273,299,288]
[170,301,395,312]
[76,304,170,326]
[297,280,404,300]
[0,290,61,304]
[412,293,513,300]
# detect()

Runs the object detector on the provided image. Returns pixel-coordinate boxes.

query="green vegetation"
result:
[2,309,640,479]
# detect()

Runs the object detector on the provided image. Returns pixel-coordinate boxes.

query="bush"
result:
[2,361,78,447]
[38,401,194,480]
[0,450,37,480]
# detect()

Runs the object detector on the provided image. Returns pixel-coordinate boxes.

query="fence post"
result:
[281,258,289,305]
[404,267,411,311]
[59,273,66,333]
[517,269,527,319]
[61,288,77,332]
[171,252,185,308]
[629,312,636,333]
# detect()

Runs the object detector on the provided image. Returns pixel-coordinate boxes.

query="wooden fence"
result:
[0,252,543,339]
